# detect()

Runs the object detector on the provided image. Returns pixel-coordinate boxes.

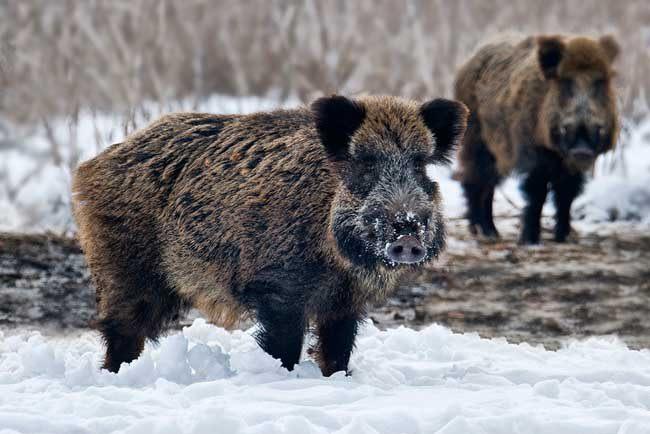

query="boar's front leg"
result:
[313,313,361,377]
[551,171,584,242]
[519,167,549,244]
[244,283,307,371]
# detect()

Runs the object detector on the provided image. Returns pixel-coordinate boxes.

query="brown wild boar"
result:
[455,34,619,244]
[72,95,468,375]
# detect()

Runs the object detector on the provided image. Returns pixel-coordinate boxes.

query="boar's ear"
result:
[537,36,565,79]
[599,34,620,63]
[311,95,366,161]
[420,99,469,164]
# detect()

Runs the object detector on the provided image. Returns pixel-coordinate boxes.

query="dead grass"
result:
[1,0,648,124]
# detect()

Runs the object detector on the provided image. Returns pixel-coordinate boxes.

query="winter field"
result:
[2,2,650,432]
[0,96,649,433]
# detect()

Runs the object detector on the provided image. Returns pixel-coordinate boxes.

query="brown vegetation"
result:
[1,0,648,125]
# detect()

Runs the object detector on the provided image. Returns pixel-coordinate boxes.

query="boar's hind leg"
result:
[96,272,188,373]
[462,182,483,236]
[244,284,307,371]
[313,314,361,377]
[519,167,549,244]
[551,171,585,242]
[87,227,188,373]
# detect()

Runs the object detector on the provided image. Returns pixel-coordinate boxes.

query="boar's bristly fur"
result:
[73,95,468,375]
[455,34,620,244]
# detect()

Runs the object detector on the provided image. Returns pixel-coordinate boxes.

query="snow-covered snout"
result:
[357,163,443,266]
[329,155,446,269]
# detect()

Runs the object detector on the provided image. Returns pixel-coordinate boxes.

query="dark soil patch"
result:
[2,220,649,349]
[371,218,650,349]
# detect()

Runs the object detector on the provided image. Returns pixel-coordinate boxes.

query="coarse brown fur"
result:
[455,34,620,244]
[73,95,467,375]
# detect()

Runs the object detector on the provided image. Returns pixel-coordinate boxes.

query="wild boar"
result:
[73,95,468,375]
[455,34,619,244]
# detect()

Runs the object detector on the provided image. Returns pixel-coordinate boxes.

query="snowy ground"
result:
[2,319,650,434]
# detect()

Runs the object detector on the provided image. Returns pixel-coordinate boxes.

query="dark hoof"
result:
[480,227,501,243]
[554,232,578,243]
[518,235,541,246]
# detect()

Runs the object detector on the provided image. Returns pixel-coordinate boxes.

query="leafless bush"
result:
[1,0,648,124]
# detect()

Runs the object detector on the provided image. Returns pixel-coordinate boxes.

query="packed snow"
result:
[1,319,650,433]
[1,94,649,232]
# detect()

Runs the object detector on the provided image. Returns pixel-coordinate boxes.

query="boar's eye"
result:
[347,153,379,195]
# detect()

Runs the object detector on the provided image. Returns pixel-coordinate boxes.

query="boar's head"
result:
[537,35,620,171]
[312,95,468,270]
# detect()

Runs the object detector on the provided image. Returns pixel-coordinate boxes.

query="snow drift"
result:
[1,319,650,433]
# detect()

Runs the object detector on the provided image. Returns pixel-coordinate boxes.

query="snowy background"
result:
[1,95,649,233]
[0,95,295,233]
[2,1,650,433]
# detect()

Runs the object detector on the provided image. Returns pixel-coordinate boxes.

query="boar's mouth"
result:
[551,124,602,171]
[566,144,596,170]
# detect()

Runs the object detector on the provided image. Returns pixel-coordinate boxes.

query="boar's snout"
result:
[385,235,426,264]
[567,137,596,169]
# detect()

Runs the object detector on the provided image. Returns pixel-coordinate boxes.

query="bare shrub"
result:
[1,0,648,123]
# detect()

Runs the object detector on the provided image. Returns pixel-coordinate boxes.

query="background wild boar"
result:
[72,95,468,375]
[455,34,620,244]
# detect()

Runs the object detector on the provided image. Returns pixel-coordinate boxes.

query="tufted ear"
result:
[311,95,366,161]
[599,34,620,63]
[538,36,565,79]
[420,99,469,164]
